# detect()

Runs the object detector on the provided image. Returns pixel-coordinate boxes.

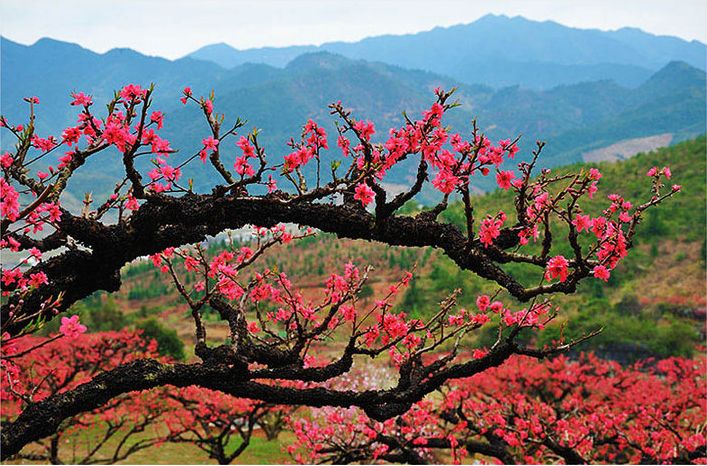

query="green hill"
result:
[404,136,707,362]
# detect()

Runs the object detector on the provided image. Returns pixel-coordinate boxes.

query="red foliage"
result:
[0,331,170,463]
[288,354,707,464]
[0,84,687,464]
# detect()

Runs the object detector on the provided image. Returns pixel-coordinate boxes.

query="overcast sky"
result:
[1,0,706,59]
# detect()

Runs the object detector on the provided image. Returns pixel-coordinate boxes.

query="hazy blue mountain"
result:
[190,42,317,68]
[2,37,704,205]
[185,14,706,89]
[1,37,230,135]
[544,61,707,159]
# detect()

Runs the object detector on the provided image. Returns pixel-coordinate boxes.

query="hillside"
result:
[188,14,707,89]
[405,137,707,362]
[51,138,707,364]
[42,235,430,355]
[1,38,704,204]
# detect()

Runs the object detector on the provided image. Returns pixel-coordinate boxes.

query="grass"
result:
[4,425,293,465]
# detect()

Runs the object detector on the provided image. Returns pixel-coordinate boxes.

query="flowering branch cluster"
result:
[0,331,169,464]
[0,85,679,459]
[287,355,706,464]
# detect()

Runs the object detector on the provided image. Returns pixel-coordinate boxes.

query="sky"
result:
[1,0,706,59]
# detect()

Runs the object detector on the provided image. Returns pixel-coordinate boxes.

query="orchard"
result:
[0,84,703,464]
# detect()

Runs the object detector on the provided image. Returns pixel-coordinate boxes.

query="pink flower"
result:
[203,99,214,115]
[545,255,569,282]
[471,313,490,326]
[236,136,255,158]
[448,314,464,326]
[589,168,602,180]
[40,202,62,223]
[592,265,611,282]
[159,164,181,182]
[0,152,13,168]
[646,166,658,177]
[32,135,57,152]
[58,153,73,169]
[234,156,254,176]
[353,183,375,207]
[476,295,490,312]
[267,175,277,193]
[28,272,48,287]
[247,321,261,333]
[150,111,164,130]
[60,315,87,339]
[672,184,682,192]
[337,135,351,157]
[119,84,147,102]
[125,196,140,211]
[62,127,81,147]
[202,136,219,151]
[338,305,356,323]
[479,214,505,247]
[489,301,504,314]
[422,102,444,125]
[103,120,134,152]
[0,178,20,221]
[572,214,591,233]
[591,216,607,238]
[304,120,328,149]
[496,170,515,190]
[283,147,314,172]
[432,170,459,194]
[70,92,93,107]
[662,166,671,179]
[353,120,375,141]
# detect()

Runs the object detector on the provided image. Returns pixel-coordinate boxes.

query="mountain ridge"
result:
[185,14,706,89]
[1,35,704,204]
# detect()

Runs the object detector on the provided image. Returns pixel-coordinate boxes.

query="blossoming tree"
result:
[0,331,171,464]
[0,85,681,460]
[286,354,706,464]
[164,386,291,464]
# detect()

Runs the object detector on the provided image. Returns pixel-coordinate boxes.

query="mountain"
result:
[186,14,706,89]
[0,37,229,137]
[1,37,705,204]
[190,42,317,69]
[542,61,707,159]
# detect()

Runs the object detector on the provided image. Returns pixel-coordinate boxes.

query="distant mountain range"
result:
[1,16,705,205]
[188,14,707,89]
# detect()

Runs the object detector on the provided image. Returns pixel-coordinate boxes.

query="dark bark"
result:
[1,192,575,336]
[1,342,518,459]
